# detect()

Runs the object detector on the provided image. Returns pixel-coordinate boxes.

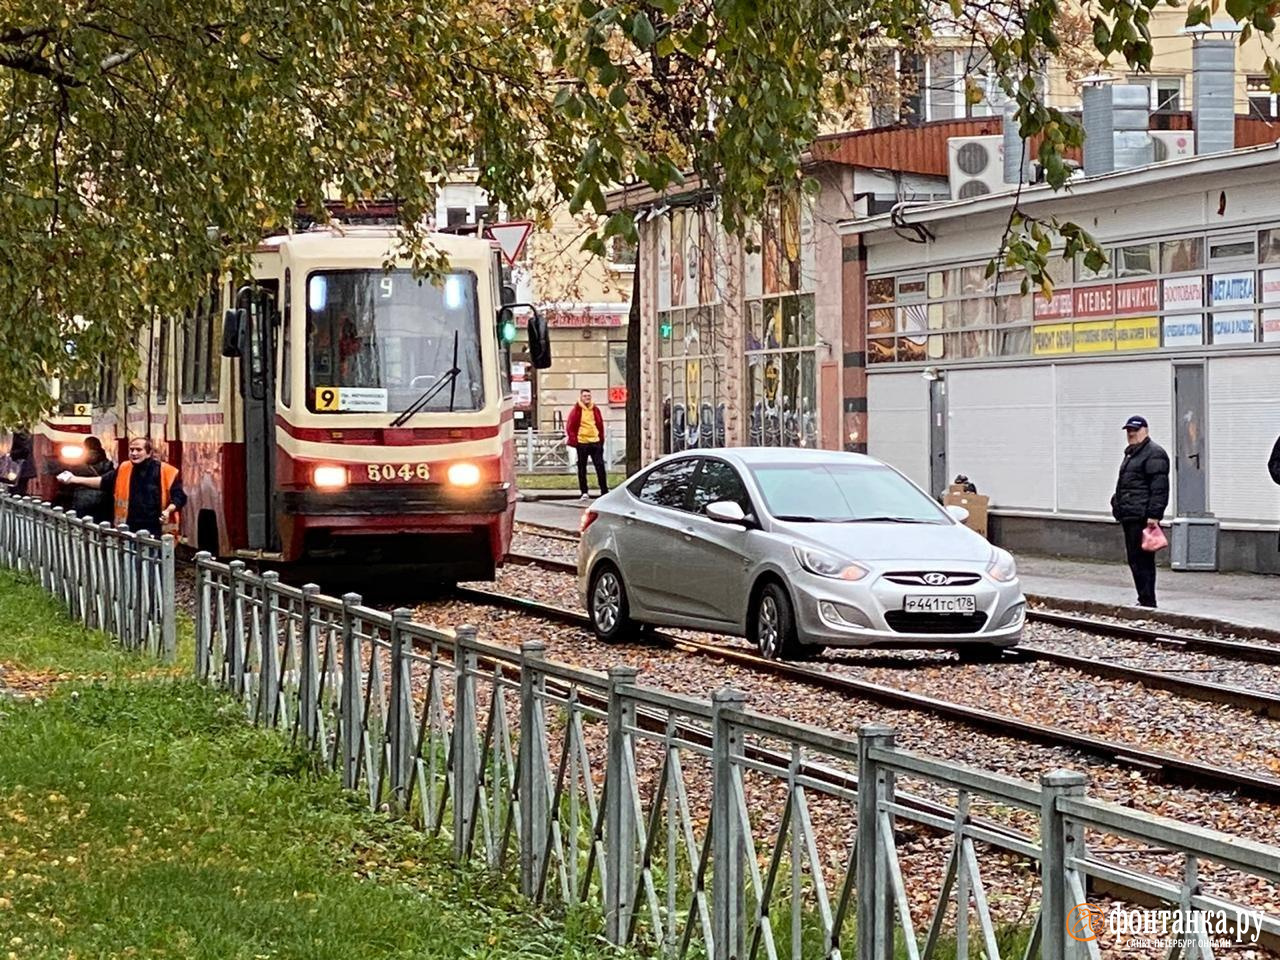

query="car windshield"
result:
[749,462,949,523]
[306,269,484,414]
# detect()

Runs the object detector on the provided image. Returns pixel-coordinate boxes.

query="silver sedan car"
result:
[578,448,1024,659]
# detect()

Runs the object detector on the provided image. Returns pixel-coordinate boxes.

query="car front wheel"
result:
[589,564,635,643]
[752,581,800,660]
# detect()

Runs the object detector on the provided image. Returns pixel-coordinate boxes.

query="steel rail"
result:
[505,551,1280,717]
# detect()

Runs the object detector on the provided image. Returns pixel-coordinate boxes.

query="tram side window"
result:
[155,314,170,404]
[181,288,221,402]
[95,355,118,407]
[493,252,512,398]
[280,270,292,407]
[180,302,200,402]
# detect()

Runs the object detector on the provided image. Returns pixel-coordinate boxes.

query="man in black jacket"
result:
[1270,435,1280,548]
[1111,415,1170,608]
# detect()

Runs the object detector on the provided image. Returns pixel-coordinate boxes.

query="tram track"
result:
[506,548,1280,713]
[458,583,1280,804]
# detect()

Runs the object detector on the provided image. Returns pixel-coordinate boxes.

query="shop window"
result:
[1160,237,1203,273]
[1075,249,1113,282]
[1259,229,1280,264]
[1208,235,1256,263]
[896,274,926,302]
[1115,243,1156,277]
[867,277,895,304]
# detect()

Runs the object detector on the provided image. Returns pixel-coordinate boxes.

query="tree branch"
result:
[0,50,83,87]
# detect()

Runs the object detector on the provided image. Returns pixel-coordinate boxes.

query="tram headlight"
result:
[313,465,348,490]
[447,462,481,487]
[59,443,85,463]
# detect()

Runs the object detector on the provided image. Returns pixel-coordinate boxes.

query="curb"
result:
[1027,593,1280,644]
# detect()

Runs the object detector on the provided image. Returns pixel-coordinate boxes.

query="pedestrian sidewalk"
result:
[515,502,1278,637]
[1018,554,1278,638]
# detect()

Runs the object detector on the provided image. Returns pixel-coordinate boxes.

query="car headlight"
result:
[447,462,481,487]
[313,465,348,489]
[59,443,85,462]
[987,548,1017,583]
[795,547,869,581]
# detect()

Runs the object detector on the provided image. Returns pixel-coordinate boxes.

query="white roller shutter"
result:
[868,372,929,491]
[947,367,1055,510]
[1208,356,1280,523]
[1055,361,1171,515]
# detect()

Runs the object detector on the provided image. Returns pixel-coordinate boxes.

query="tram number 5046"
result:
[366,463,431,482]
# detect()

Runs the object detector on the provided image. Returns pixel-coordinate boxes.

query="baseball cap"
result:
[1122,416,1148,430]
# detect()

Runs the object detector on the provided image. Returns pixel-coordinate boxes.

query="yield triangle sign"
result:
[485,221,534,267]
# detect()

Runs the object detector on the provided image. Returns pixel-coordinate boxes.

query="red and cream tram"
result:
[93,226,550,579]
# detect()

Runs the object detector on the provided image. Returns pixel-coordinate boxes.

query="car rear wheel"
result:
[589,564,635,644]
[752,582,800,660]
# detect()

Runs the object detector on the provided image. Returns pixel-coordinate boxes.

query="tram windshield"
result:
[305,269,485,414]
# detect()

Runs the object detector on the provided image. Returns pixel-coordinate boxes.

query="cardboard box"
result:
[943,492,989,539]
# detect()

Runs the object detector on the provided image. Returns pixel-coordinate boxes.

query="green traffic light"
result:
[501,319,517,343]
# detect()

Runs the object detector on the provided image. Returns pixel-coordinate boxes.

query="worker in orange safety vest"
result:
[58,436,186,537]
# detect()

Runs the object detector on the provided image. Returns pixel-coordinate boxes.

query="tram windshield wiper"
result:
[390,330,461,427]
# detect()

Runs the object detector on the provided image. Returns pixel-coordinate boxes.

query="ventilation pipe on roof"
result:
[1112,84,1154,170]
[1002,101,1030,184]
[1081,84,1115,176]
[1192,30,1237,155]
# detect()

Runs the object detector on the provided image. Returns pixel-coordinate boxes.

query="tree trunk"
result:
[625,259,642,476]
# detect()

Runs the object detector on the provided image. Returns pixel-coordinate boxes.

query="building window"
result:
[656,206,727,453]
[607,235,637,270]
[744,188,818,447]
[607,342,627,404]
[1128,76,1182,113]
[446,207,469,227]
[1248,76,1279,119]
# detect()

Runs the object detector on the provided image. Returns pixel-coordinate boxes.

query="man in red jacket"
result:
[566,388,608,500]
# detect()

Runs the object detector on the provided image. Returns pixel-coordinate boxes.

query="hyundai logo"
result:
[922,572,948,586]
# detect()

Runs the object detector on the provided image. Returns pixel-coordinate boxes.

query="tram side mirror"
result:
[526,308,552,369]
[221,309,247,358]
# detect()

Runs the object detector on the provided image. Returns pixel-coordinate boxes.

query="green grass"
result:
[517,473,626,491]
[0,571,617,959]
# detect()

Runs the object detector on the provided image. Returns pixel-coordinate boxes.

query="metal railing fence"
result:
[192,551,1280,960]
[2,491,1275,960]
[0,494,175,659]
[516,430,625,474]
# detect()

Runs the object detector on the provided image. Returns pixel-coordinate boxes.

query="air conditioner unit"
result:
[947,136,1007,200]
[1150,130,1196,162]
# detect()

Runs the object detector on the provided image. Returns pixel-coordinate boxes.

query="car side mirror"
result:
[706,501,747,524]
[945,504,970,524]
[221,309,247,358]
